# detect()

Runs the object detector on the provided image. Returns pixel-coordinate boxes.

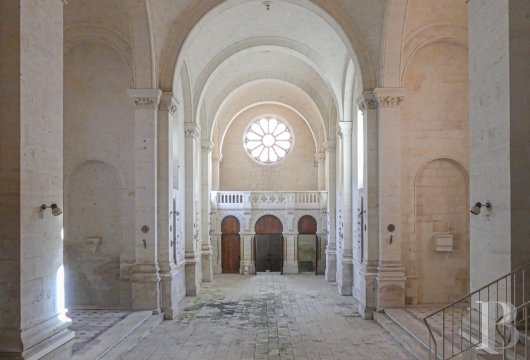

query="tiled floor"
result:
[123,273,411,360]
[68,309,130,354]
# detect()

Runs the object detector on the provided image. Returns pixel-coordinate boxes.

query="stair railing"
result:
[423,262,530,360]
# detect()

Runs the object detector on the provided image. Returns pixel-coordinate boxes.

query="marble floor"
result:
[122,273,411,360]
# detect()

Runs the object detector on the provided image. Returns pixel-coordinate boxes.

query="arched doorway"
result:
[221,216,241,274]
[254,215,283,273]
[297,215,318,273]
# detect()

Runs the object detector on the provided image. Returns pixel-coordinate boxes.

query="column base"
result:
[283,261,299,274]
[0,315,75,360]
[130,263,161,313]
[325,248,337,282]
[159,262,186,320]
[185,255,202,296]
[354,260,378,319]
[376,261,406,309]
[336,254,353,295]
[201,246,213,282]
[239,261,255,275]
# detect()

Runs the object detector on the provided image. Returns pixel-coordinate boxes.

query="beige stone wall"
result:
[220,104,318,191]
[64,40,134,308]
[399,0,470,305]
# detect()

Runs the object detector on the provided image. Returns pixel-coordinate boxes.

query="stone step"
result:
[376,309,472,360]
[72,311,159,360]
[374,311,431,360]
[97,313,163,360]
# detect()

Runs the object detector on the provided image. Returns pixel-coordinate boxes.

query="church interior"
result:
[1,0,529,359]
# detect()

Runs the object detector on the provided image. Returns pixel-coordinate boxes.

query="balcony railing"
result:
[211,191,327,210]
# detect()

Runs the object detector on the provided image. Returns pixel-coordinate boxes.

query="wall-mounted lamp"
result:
[41,203,63,216]
[470,201,491,215]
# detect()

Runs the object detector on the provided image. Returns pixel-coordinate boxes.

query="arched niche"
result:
[64,160,126,308]
[414,158,469,304]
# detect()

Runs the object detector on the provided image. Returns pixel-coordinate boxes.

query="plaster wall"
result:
[220,105,318,191]
[64,41,134,308]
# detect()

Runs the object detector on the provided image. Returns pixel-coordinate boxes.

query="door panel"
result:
[221,234,240,273]
[255,234,283,272]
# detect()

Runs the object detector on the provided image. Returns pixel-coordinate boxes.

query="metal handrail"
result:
[423,262,530,360]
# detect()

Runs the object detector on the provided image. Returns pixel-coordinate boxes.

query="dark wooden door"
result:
[254,215,284,273]
[221,234,240,273]
[221,216,240,274]
[255,234,283,272]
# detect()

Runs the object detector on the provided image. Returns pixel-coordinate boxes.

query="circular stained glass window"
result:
[244,116,293,164]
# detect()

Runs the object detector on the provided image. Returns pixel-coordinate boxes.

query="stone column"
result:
[354,92,380,319]
[0,1,75,358]
[374,88,406,309]
[127,88,162,313]
[315,152,326,191]
[336,122,354,295]
[283,234,299,274]
[157,93,182,319]
[184,122,202,295]
[324,141,337,282]
[200,140,214,282]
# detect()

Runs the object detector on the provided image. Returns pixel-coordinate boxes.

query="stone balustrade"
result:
[211,191,327,210]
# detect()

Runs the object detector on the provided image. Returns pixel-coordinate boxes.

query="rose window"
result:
[244,117,292,164]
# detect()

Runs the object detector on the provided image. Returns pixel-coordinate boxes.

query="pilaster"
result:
[184,122,202,295]
[353,92,380,318]
[200,140,214,282]
[336,122,354,295]
[283,234,299,274]
[374,88,406,309]
[157,92,183,319]
[315,152,326,191]
[324,140,337,282]
[241,234,255,275]
[128,88,162,313]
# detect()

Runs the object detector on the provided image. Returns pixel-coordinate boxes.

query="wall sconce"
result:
[41,203,63,216]
[470,201,491,215]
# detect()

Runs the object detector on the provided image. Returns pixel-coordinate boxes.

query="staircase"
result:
[376,263,530,359]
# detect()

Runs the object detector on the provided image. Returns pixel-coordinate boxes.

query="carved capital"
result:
[184,122,201,139]
[201,140,214,152]
[374,88,406,108]
[324,140,336,152]
[315,152,325,162]
[357,92,378,112]
[337,122,353,138]
[213,154,224,163]
[128,89,162,109]
[160,92,178,115]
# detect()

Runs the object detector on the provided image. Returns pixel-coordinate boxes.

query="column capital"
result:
[128,88,162,109]
[315,152,325,162]
[213,154,223,163]
[337,121,353,138]
[159,92,178,115]
[324,140,336,152]
[201,140,214,152]
[184,122,201,139]
[357,91,378,111]
[374,88,406,108]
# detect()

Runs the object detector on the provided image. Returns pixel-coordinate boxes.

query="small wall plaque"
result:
[434,234,453,252]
